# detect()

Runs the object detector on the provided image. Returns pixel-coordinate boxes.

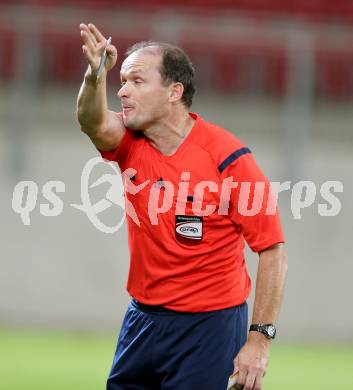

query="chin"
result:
[124,115,146,131]
[124,119,139,130]
[122,115,136,129]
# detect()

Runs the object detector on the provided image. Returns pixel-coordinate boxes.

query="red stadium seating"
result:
[3,1,353,23]
[1,0,353,98]
[0,24,16,80]
[316,50,353,98]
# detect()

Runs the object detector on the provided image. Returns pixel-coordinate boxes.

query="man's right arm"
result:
[76,23,125,151]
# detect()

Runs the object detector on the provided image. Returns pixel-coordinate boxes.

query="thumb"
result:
[106,45,117,57]
[233,355,239,374]
[105,45,118,70]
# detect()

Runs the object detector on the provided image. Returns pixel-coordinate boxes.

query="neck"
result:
[143,108,195,156]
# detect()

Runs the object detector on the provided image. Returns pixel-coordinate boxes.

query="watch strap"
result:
[249,323,276,339]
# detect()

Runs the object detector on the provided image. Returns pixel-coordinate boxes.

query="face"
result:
[118,50,171,130]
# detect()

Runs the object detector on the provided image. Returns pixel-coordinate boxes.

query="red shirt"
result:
[99,113,284,312]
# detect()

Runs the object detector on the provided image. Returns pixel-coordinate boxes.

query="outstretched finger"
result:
[80,24,96,45]
[244,373,256,390]
[80,29,96,51]
[88,24,105,43]
[253,374,264,390]
[82,45,95,65]
[79,23,89,33]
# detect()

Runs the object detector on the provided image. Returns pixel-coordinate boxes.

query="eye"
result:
[120,80,126,87]
[134,79,143,84]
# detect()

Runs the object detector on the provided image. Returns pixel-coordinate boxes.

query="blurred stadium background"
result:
[1,1,353,389]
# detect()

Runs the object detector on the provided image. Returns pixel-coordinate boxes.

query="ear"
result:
[168,82,184,103]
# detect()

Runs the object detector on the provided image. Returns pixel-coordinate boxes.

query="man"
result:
[77,23,288,390]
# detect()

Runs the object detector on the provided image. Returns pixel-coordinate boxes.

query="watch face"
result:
[267,325,276,337]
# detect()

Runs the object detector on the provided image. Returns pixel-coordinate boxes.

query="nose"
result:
[117,83,129,99]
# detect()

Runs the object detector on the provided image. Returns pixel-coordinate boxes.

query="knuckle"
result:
[252,364,260,372]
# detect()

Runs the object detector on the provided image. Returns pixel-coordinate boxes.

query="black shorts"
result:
[107,299,248,390]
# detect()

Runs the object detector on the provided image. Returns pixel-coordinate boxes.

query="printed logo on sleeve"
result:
[175,215,203,242]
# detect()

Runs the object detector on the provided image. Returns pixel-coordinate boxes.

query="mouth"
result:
[122,104,134,115]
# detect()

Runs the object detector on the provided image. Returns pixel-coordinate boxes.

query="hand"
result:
[233,334,270,390]
[79,23,118,78]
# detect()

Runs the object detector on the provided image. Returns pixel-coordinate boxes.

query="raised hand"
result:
[79,23,118,78]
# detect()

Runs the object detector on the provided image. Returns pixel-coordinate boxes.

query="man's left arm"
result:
[234,243,288,390]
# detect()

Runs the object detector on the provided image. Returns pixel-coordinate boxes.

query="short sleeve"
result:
[98,129,133,167]
[221,150,285,253]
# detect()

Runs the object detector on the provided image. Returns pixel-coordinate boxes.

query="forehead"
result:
[120,50,162,77]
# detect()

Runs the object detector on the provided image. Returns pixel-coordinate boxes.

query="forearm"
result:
[250,244,288,331]
[76,67,109,134]
[233,244,288,387]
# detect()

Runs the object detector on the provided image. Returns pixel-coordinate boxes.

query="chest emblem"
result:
[175,215,203,242]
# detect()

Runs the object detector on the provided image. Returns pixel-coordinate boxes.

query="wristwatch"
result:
[249,324,276,339]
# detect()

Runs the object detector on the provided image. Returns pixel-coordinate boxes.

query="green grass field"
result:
[1,328,352,390]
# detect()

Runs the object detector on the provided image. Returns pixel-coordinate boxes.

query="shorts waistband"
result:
[131,299,179,313]
[131,298,247,314]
